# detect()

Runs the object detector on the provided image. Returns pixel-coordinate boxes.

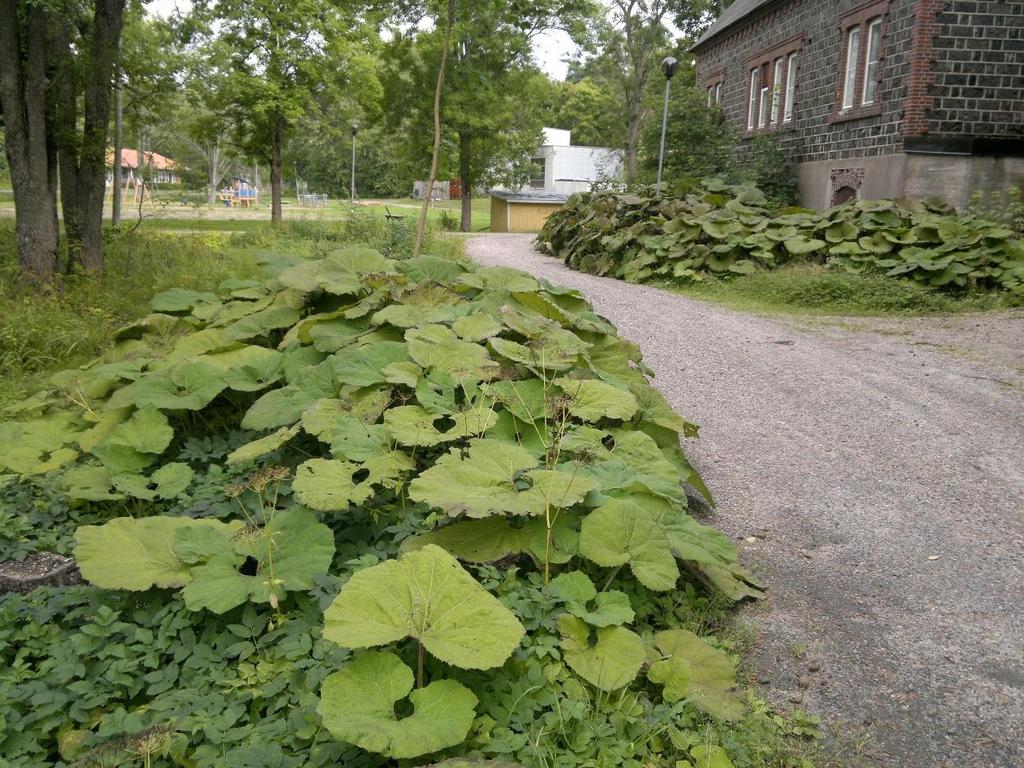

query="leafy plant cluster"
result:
[537,180,1024,293]
[0,246,815,766]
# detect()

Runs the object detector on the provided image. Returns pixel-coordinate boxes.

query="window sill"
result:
[741,122,797,138]
[830,103,882,123]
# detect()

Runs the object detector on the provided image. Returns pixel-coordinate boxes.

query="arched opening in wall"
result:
[832,185,858,205]
[829,167,866,208]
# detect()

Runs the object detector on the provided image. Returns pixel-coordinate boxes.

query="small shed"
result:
[489,190,568,233]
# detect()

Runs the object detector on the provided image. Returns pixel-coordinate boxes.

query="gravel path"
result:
[468,234,1024,768]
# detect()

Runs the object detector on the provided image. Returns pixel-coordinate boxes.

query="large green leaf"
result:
[406,324,498,381]
[108,361,226,411]
[323,545,525,669]
[548,571,634,627]
[482,379,552,423]
[332,341,410,387]
[112,462,194,500]
[292,458,376,510]
[648,629,744,720]
[408,439,589,518]
[91,406,174,473]
[181,506,335,613]
[553,378,639,422]
[400,515,579,565]
[74,517,242,591]
[557,614,645,691]
[579,499,679,591]
[318,651,477,759]
[226,425,300,466]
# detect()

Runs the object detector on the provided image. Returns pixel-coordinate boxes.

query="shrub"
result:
[0,245,792,766]
[537,180,1024,294]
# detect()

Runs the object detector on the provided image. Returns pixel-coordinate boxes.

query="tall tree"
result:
[52,0,127,270]
[193,0,380,225]
[387,0,594,231]
[603,0,673,182]
[0,0,60,277]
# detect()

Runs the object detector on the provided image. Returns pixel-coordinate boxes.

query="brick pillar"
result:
[901,0,942,139]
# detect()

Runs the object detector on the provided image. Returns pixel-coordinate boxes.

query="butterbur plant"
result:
[317,545,525,758]
[538,179,1024,294]
[0,246,783,766]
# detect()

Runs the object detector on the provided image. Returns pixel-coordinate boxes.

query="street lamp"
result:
[656,56,679,198]
[350,122,358,202]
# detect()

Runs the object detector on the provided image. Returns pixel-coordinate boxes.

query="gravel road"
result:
[468,233,1024,768]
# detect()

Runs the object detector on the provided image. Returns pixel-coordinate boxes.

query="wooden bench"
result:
[384,206,406,221]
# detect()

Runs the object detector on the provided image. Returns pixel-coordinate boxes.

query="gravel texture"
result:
[468,233,1024,768]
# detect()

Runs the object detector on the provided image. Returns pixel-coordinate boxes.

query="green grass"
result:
[0,212,465,409]
[0,228,261,407]
[664,264,1021,316]
[130,218,266,232]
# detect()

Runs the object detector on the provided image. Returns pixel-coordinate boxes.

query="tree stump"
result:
[0,552,82,594]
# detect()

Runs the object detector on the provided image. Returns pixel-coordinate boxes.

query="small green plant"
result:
[968,186,1024,236]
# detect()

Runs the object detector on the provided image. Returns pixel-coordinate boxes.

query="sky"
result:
[146,0,583,80]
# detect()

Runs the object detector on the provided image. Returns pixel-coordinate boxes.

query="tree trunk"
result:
[458,131,472,232]
[271,113,284,225]
[624,96,643,183]
[112,81,123,225]
[207,139,220,205]
[414,0,456,258]
[55,0,127,271]
[0,0,60,279]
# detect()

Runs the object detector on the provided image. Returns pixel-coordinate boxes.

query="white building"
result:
[524,128,623,196]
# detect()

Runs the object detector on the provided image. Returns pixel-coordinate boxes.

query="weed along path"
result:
[467,233,1024,768]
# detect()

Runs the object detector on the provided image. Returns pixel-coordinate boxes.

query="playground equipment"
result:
[219,178,259,208]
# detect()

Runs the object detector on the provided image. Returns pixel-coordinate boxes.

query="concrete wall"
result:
[797,151,1024,210]
[796,152,908,208]
[903,154,1024,209]
[531,145,623,194]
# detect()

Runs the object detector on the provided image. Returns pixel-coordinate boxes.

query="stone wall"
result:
[926,0,1024,140]
[694,0,917,164]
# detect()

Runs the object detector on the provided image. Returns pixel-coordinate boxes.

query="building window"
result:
[701,71,725,108]
[715,82,722,105]
[783,51,798,123]
[835,1,889,119]
[747,68,759,130]
[770,57,783,125]
[744,34,802,133]
[862,17,883,104]
[529,158,545,189]
[842,26,860,110]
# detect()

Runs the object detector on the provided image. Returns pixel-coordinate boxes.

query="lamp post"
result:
[656,56,679,198]
[350,122,358,202]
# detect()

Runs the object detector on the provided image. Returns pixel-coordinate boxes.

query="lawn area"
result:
[665,264,1022,316]
[0,194,493,231]
[0,214,461,408]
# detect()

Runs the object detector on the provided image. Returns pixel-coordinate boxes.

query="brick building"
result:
[692,0,1024,209]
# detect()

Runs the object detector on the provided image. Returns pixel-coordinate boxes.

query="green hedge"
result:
[537,180,1024,293]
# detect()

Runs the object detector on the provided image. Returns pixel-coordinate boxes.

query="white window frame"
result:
[861,17,883,105]
[842,26,861,110]
[715,81,722,105]
[758,85,770,128]
[747,68,759,129]
[770,57,783,125]
[783,51,798,123]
